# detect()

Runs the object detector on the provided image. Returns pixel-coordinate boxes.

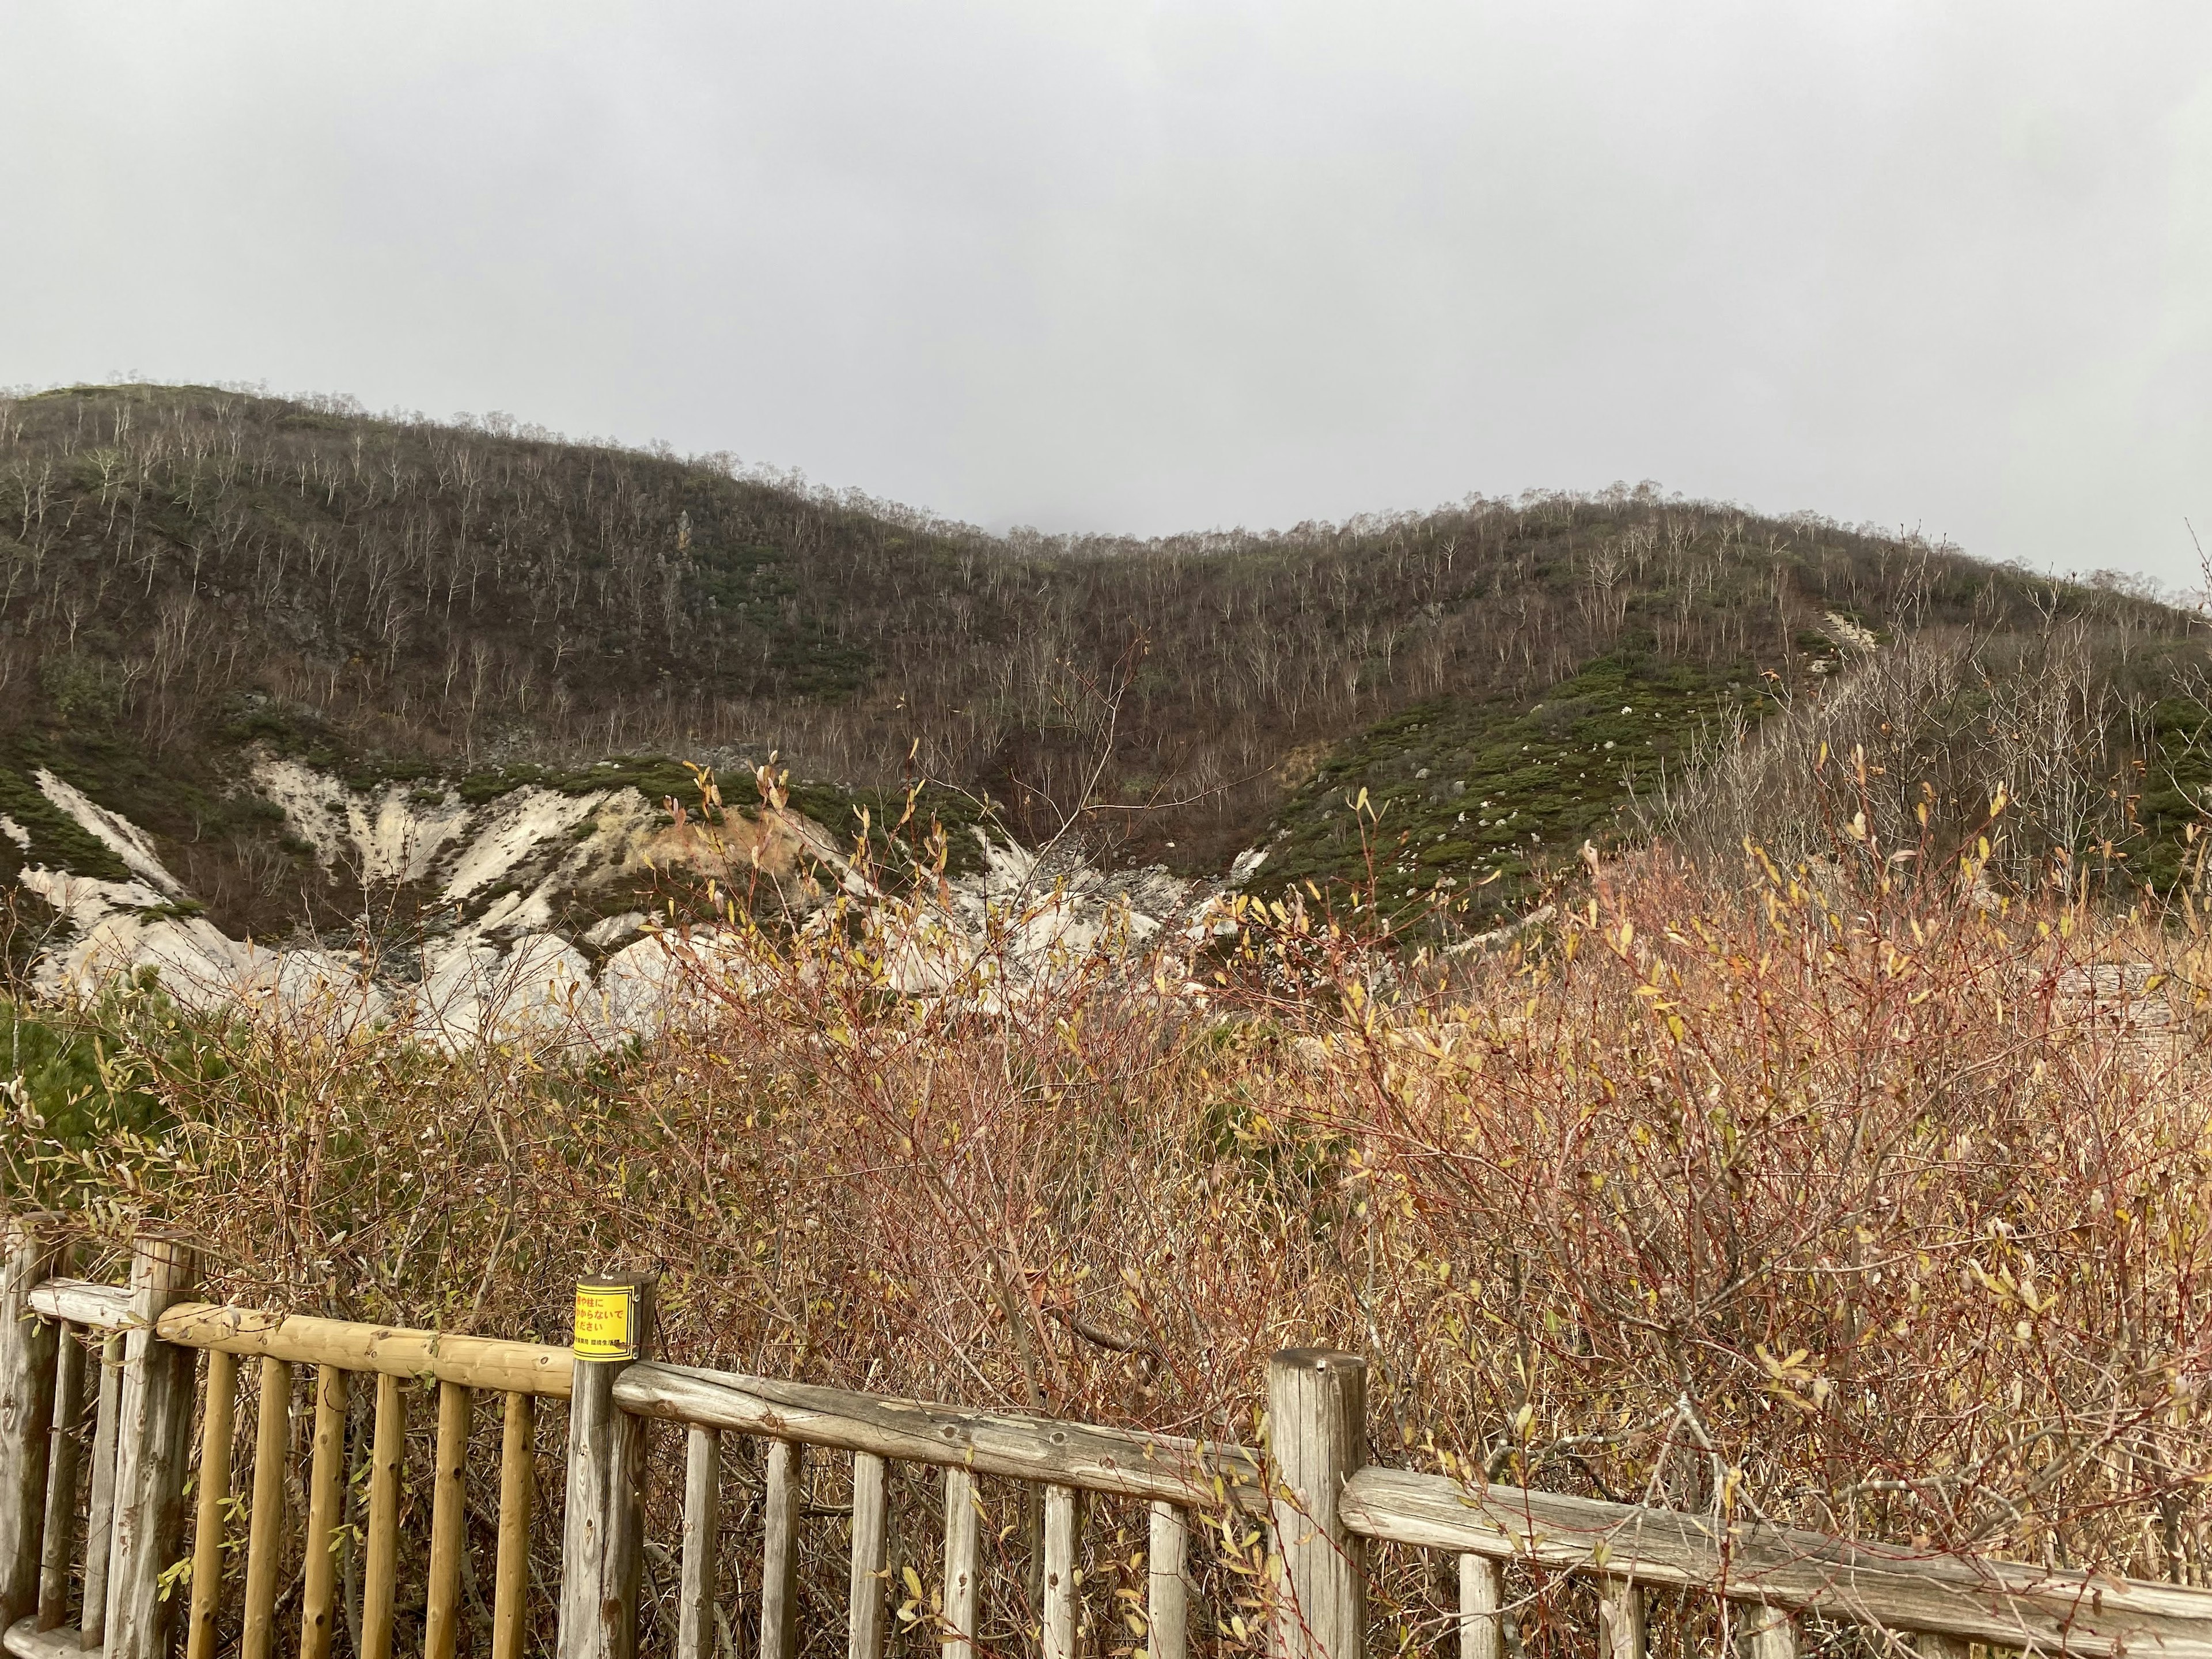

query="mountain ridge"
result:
[2,381,2205,960]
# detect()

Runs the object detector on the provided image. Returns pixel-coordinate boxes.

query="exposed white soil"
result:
[36,770,185,895]
[19,867,173,927]
[442,787,603,902]
[584,911,647,949]
[864,832,1227,1001]
[1822,611,1882,653]
[13,757,1239,1051]
[250,759,479,883]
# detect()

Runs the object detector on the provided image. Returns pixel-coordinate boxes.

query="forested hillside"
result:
[2,382,2205,938]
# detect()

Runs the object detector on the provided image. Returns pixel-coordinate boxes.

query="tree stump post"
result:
[558,1271,658,1659]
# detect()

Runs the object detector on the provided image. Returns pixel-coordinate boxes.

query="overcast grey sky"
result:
[4,3,2208,581]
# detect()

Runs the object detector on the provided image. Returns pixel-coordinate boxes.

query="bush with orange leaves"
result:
[9,823,2212,1655]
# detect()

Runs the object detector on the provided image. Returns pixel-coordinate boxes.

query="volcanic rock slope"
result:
[9,749,1219,1045]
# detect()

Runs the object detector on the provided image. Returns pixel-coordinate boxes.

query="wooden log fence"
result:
[4,1220,2212,1659]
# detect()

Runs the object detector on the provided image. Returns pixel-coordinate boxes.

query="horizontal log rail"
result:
[612,1360,1265,1510]
[28,1279,574,1396]
[1342,1465,2212,1658]
[156,1303,573,1399]
[2,1624,86,1659]
[20,1281,126,1332]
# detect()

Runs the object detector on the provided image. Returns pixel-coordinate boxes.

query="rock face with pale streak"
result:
[12,756,1234,1048]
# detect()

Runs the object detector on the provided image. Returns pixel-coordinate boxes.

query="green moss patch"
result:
[1260,652,1770,921]
[0,764,131,884]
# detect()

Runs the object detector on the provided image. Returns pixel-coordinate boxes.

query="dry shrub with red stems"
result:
[12,825,2212,1656]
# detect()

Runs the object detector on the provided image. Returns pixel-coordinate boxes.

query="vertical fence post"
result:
[758,1440,805,1659]
[0,1213,63,1639]
[105,1232,198,1659]
[424,1380,473,1659]
[1267,1349,1366,1659]
[79,1335,123,1652]
[361,1373,406,1659]
[675,1426,721,1659]
[36,1310,87,1631]
[1746,1605,1796,1659]
[1039,1482,1077,1659]
[491,1391,536,1659]
[1597,1579,1644,1659]
[1146,1501,1190,1659]
[1457,1556,1503,1659]
[183,1350,237,1659]
[240,1357,294,1659]
[559,1271,657,1659]
[942,1467,980,1659]
[848,1452,889,1659]
[299,1366,349,1659]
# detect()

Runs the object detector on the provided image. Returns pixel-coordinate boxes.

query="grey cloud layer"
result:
[3,2,2207,579]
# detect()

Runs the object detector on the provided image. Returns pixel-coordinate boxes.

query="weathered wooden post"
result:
[1267,1348,1366,1659]
[849,1452,889,1659]
[492,1391,536,1659]
[942,1468,980,1659]
[1745,1605,1796,1659]
[0,1213,63,1639]
[1040,1482,1078,1659]
[298,1366,350,1659]
[36,1301,87,1633]
[239,1357,294,1659]
[1147,1501,1191,1659]
[1457,1556,1503,1659]
[559,1271,658,1659]
[105,1232,198,1659]
[675,1422,721,1659]
[361,1373,406,1659]
[758,1438,805,1659]
[79,1335,123,1652]
[425,1379,474,1659]
[1597,1579,1643,1659]
[183,1351,237,1659]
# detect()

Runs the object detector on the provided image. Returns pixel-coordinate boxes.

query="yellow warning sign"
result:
[573,1282,638,1360]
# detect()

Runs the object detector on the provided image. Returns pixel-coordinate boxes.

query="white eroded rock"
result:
[250,757,480,882]
[35,771,185,895]
[394,932,592,1047]
[18,866,172,929]
[444,789,604,903]
[584,911,647,949]
[11,763,1228,1048]
[36,911,242,1006]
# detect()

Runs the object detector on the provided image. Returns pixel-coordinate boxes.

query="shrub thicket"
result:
[7,806,2211,1655]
